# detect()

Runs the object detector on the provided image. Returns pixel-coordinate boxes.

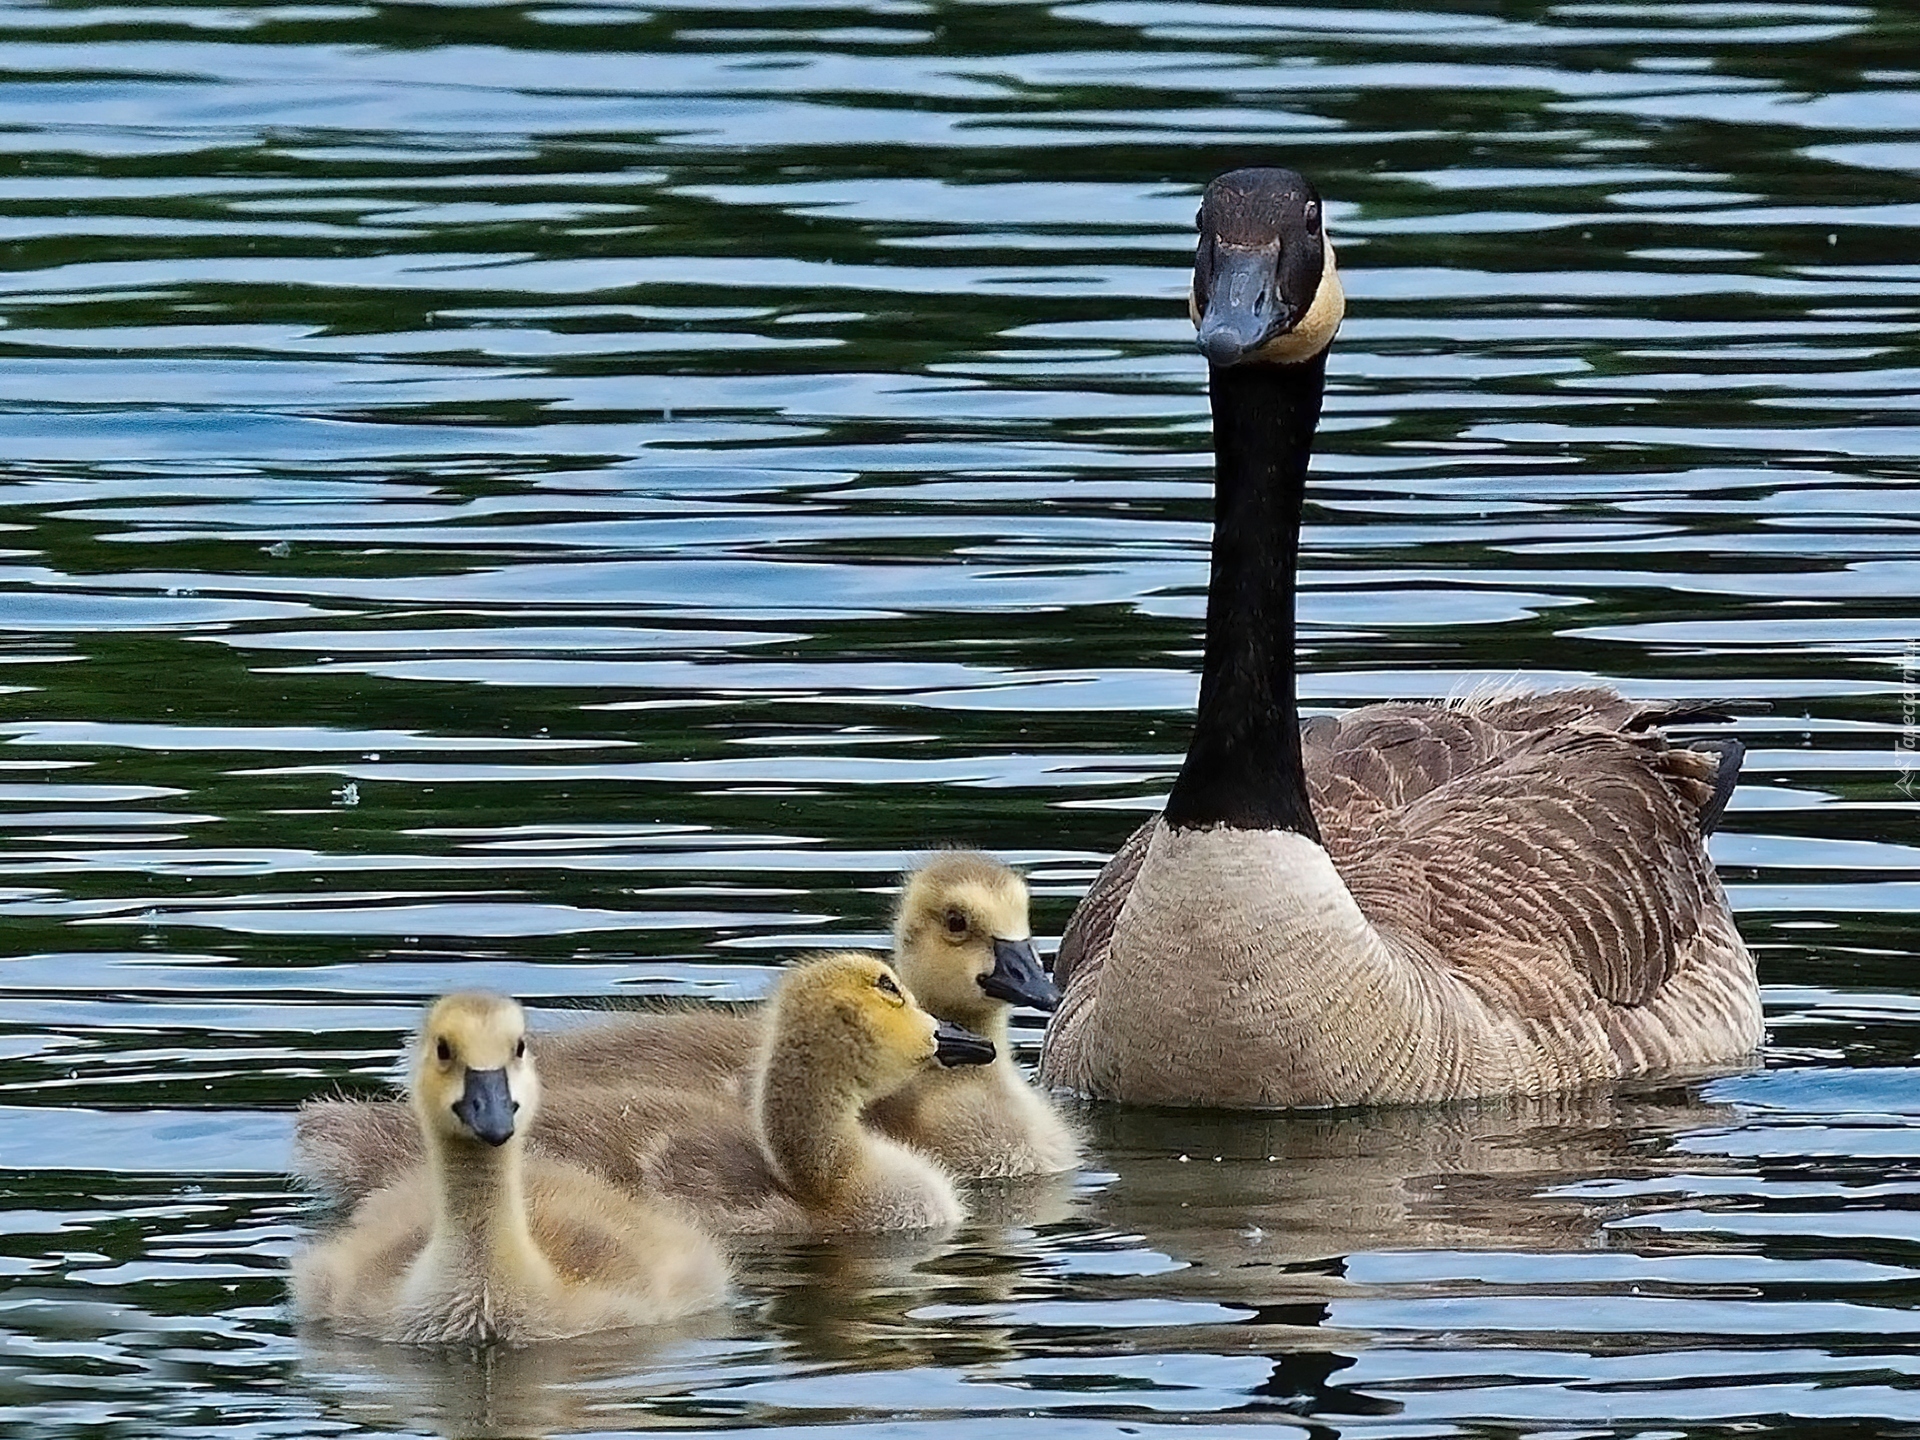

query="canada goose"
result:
[288,992,729,1345]
[294,853,1073,1200]
[563,952,996,1233]
[1036,167,1764,1109]
[865,851,1080,1177]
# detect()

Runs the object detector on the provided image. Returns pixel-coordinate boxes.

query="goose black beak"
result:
[979,936,1059,1012]
[1196,244,1285,368]
[451,1066,517,1147]
[932,1021,996,1068]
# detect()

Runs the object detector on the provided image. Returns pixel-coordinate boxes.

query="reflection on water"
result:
[0,0,1917,1434]
[271,1097,1621,1432]
[297,1323,734,1438]
[1079,1086,1746,1283]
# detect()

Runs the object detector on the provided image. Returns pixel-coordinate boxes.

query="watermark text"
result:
[1900,638,1917,797]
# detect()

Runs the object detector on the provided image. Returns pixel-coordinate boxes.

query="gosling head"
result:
[892,852,1056,1034]
[1190,166,1344,369]
[768,952,995,1101]
[409,992,538,1149]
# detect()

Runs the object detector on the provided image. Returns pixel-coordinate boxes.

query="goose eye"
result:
[944,908,969,936]
[514,1037,526,1060]
[434,1038,452,1063]
[874,972,902,998]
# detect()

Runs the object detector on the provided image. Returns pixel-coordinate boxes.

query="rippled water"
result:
[2,0,1917,1434]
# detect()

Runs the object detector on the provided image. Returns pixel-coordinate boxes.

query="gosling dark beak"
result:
[451,1066,517,1147]
[932,1021,996,1068]
[979,936,1059,1013]
[1196,244,1284,368]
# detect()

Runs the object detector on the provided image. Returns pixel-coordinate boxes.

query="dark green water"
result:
[1,0,1917,1434]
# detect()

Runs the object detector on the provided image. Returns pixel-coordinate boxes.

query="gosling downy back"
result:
[1037,167,1762,1108]
[288,992,729,1345]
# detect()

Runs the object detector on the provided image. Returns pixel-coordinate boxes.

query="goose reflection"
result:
[992,1079,1749,1422]
[293,1225,1018,1436]
[1073,1080,1745,1295]
[294,1319,729,1439]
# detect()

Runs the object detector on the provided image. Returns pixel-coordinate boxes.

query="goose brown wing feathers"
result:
[1300,691,1749,857]
[1302,690,1747,812]
[1334,728,1728,1008]
[1051,817,1152,995]
[1041,818,1151,1080]
[1304,705,1521,856]
[1304,703,1513,801]
[1462,688,1764,736]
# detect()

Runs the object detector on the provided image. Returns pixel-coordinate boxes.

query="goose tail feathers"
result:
[1685,737,1747,836]
[1623,697,1772,731]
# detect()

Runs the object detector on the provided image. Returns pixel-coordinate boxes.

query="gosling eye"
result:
[514,1037,526,1060]
[944,908,969,937]
[874,972,902,999]
[434,1038,452,1064]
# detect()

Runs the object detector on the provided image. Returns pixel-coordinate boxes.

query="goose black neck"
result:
[1163,351,1325,838]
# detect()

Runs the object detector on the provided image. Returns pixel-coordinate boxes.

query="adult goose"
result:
[1036,167,1764,1109]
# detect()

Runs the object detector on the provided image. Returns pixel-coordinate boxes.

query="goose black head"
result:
[1190,167,1344,369]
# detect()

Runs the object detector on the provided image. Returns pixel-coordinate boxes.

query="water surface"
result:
[1,0,1918,1435]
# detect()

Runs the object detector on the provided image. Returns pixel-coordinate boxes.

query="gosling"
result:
[288,992,729,1345]
[587,951,997,1233]
[867,852,1079,1177]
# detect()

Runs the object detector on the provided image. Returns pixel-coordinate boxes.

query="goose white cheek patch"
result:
[1253,235,1344,364]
